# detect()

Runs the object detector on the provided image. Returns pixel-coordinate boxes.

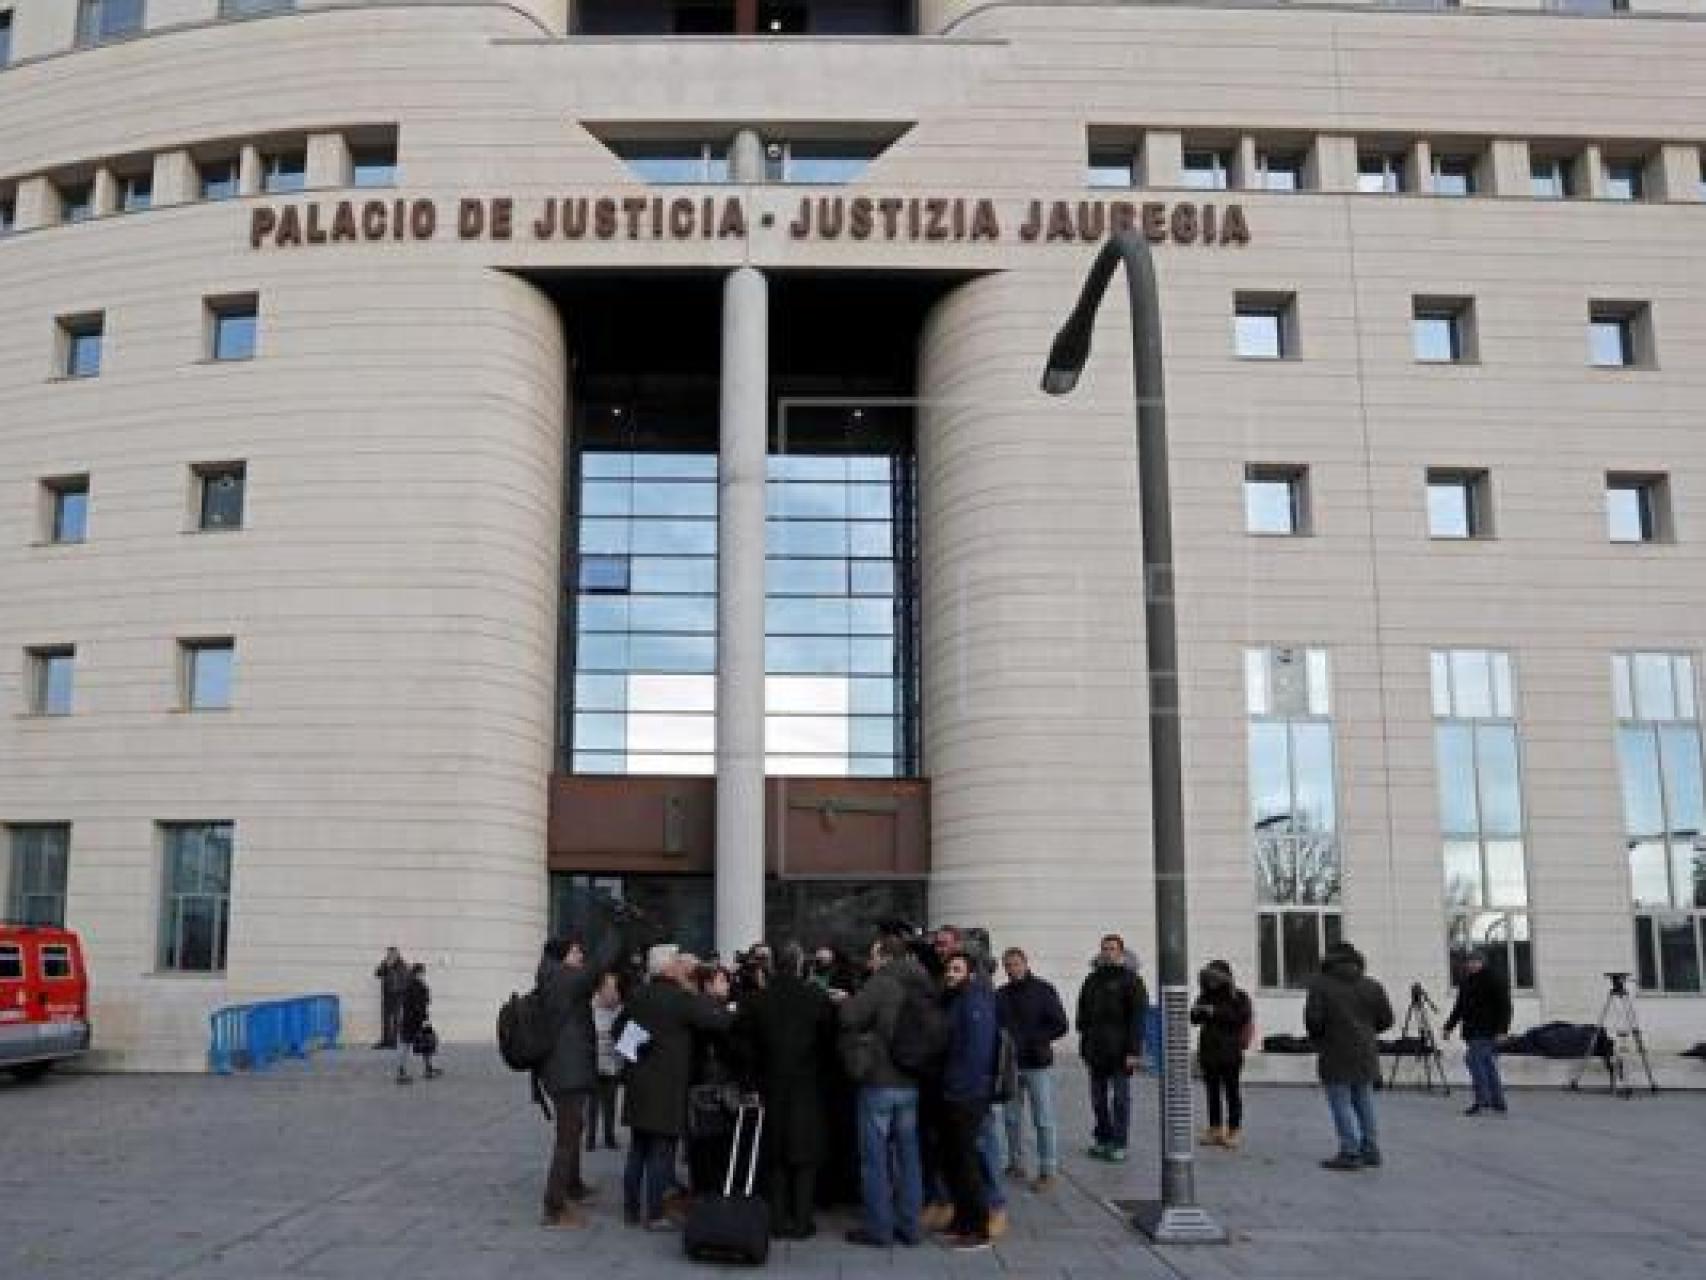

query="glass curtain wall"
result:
[1246,647,1342,989]
[1432,650,1534,989]
[1613,652,1705,992]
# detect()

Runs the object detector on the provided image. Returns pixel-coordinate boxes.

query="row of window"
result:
[0,130,395,237]
[1246,647,1705,995]
[1091,131,1706,203]
[3,823,232,974]
[1233,293,1654,368]
[36,464,244,547]
[1245,466,1676,545]
[20,640,235,716]
[44,296,258,382]
[0,2,291,63]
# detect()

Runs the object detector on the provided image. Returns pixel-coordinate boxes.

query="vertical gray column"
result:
[715,129,769,957]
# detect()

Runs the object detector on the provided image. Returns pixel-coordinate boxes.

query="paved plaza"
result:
[2,1049,1702,1280]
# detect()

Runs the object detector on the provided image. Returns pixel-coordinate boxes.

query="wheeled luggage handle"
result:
[721,1101,766,1198]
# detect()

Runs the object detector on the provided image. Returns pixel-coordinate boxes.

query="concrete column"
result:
[1311,135,1358,193]
[15,178,55,231]
[239,145,264,198]
[1138,130,1182,189]
[93,169,120,218]
[1488,139,1530,198]
[715,265,768,959]
[1653,144,1701,202]
[306,133,352,190]
[153,151,198,207]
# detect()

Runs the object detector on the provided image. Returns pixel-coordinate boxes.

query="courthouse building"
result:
[2,0,1704,1069]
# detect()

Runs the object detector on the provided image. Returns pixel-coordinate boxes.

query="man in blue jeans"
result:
[1304,941,1394,1170]
[996,947,1069,1189]
[1443,948,1513,1115]
[839,936,933,1247]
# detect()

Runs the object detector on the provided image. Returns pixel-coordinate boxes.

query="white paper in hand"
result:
[615,1020,651,1064]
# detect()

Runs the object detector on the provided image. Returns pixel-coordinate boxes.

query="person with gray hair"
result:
[735,942,836,1239]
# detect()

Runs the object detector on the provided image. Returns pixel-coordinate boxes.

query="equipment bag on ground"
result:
[683,1101,770,1266]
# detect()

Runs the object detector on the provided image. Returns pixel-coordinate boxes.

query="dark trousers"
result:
[767,1161,818,1236]
[688,1130,733,1196]
[624,1130,676,1223]
[918,1089,946,1206]
[586,1076,620,1149]
[542,1090,589,1215]
[939,1100,990,1238]
[1203,1062,1243,1130]
[378,992,401,1047]
[1089,1068,1132,1147]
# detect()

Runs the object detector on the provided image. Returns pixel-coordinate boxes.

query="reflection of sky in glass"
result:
[570,445,914,777]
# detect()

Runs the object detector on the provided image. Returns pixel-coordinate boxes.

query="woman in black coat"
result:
[684,965,741,1198]
[1189,960,1253,1149]
[736,943,837,1239]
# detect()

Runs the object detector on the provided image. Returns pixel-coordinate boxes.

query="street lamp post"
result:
[1041,230,1226,1245]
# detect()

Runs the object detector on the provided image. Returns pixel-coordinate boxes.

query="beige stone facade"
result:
[3,1,1704,1069]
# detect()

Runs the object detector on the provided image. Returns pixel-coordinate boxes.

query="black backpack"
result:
[890,984,949,1080]
[497,987,555,1072]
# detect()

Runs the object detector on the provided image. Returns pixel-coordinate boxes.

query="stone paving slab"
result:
[3,1045,1703,1280]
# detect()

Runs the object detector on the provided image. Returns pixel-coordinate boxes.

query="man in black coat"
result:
[621,951,734,1230]
[1075,933,1148,1163]
[1443,948,1513,1116]
[996,947,1070,1189]
[373,947,408,1049]
[538,928,622,1228]
[736,942,836,1239]
[1304,941,1395,1171]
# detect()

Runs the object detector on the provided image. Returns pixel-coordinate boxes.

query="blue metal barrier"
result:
[209,994,341,1074]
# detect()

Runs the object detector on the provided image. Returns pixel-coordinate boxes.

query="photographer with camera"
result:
[1443,948,1512,1116]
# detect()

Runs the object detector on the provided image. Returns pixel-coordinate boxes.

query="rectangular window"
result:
[1087,146,1134,189]
[1431,153,1478,196]
[1256,150,1304,192]
[766,140,882,185]
[1234,293,1295,359]
[1589,302,1649,368]
[27,646,75,716]
[1427,469,1491,539]
[0,190,15,236]
[1248,647,1341,990]
[350,141,398,188]
[120,171,152,212]
[1412,297,1475,362]
[58,180,95,224]
[1614,653,1705,992]
[1245,465,1309,536]
[7,825,70,927]
[43,476,90,544]
[220,0,296,15]
[58,314,104,378]
[1181,148,1231,191]
[261,149,306,194]
[199,157,240,202]
[77,0,145,46]
[0,11,13,67]
[181,639,235,710]
[208,296,258,361]
[1603,158,1645,202]
[612,141,729,184]
[1531,155,1574,199]
[195,462,247,531]
[1433,651,1533,990]
[1357,149,1406,194]
[158,822,233,973]
[1605,473,1670,545]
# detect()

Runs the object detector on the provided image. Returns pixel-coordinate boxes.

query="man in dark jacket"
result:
[1443,948,1513,1116]
[1075,934,1148,1162]
[736,942,836,1239]
[937,952,998,1252]
[996,947,1069,1189]
[395,963,436,1084]
[838,936,933,1248]
[620,951,734,1230]
[373,947,408,1049]
[537,929,622,1228]
[1304,940,1395,1171]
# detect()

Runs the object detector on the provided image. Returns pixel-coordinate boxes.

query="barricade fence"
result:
[209,994,341,1074]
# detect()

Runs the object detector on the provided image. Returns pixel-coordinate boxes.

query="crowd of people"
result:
[372,923,1516,1242]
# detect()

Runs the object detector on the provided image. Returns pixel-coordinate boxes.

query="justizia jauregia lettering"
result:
[250,195,1249,249]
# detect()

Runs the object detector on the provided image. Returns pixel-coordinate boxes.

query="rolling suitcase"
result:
[683,1102,770,1265]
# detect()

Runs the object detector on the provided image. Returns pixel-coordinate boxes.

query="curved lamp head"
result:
[1041,312,1094,396]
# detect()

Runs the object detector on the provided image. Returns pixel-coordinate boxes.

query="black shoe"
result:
[845,1228,892,1248]
[605,1139,620,1150]
[1464,1104,1483,1116]
[1320,1153,1362,1171]
[1491,1103,1508,1113]
[1360,1147,1383,1168]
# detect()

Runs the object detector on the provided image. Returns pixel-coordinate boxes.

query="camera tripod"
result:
[1386,982,1450,1094]
[1567,972,1659,1099]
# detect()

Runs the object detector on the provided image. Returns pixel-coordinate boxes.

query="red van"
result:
[0,925,92,1080]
